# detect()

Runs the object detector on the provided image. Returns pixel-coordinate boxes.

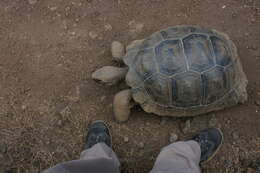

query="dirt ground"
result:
[0,0,259,172]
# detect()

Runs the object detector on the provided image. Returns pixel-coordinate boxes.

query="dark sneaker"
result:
[191,128,223,163]
[84,121,112,149]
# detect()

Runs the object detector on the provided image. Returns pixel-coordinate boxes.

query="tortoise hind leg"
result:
[113,89,135,123]
[235,79,248,104]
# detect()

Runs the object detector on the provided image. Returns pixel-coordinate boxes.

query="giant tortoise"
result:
[92,25,248,122]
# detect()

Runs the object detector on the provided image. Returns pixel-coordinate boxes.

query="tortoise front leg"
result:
[92,66,128,85]
[113,89,135,123]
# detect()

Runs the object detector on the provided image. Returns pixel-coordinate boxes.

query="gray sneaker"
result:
[84,121,112,149]
[191,128,223,163]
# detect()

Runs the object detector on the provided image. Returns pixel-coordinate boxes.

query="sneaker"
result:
[84,120,112,149]
[191,128,223,163]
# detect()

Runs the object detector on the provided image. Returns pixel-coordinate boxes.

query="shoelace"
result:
[89,133,108,145]
[194,133,215,156]
[194,133,210,152]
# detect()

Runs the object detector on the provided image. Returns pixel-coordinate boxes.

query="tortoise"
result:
[92,25,248,122]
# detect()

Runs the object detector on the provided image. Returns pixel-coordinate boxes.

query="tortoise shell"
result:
[123,26,248,117]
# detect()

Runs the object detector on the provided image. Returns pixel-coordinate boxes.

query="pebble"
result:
[104,24,112,31]
[49,6,57,11]
[89,31,98,39]
[169,133,178,143]
[21,105,27,110]
[60,106,71,118]
[57,120,62,126]
[124,137,129,143]
[128,20,144,34]
[139,142,144,148]
[70,31,76,36]
[231,12,237,18]
[111,41,125,61]
[245,32,249,37]
[28,0,37,5]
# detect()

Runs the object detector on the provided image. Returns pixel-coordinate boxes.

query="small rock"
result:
[231,12,237,18]
[251,18,256,23]
[169,133,178,143]
[62,20,68,30]
[104,24,112,31]
[128,20,144,35]
[232,131,239,140]
[49,6,57,11]
[70,31,76,36]
[89,31,98,39]
[181,119,191,134]
[57,120,62,126]
[245,32,249,37]
[21,105,27,110]
[111,41,125,61]
[28,0,37,5]
[60,106,71,118]
[138,142,144,148]
[124,137,129,143]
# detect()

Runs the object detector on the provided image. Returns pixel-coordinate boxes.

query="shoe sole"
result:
[201,128,224,164]
[90,120,113,147]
